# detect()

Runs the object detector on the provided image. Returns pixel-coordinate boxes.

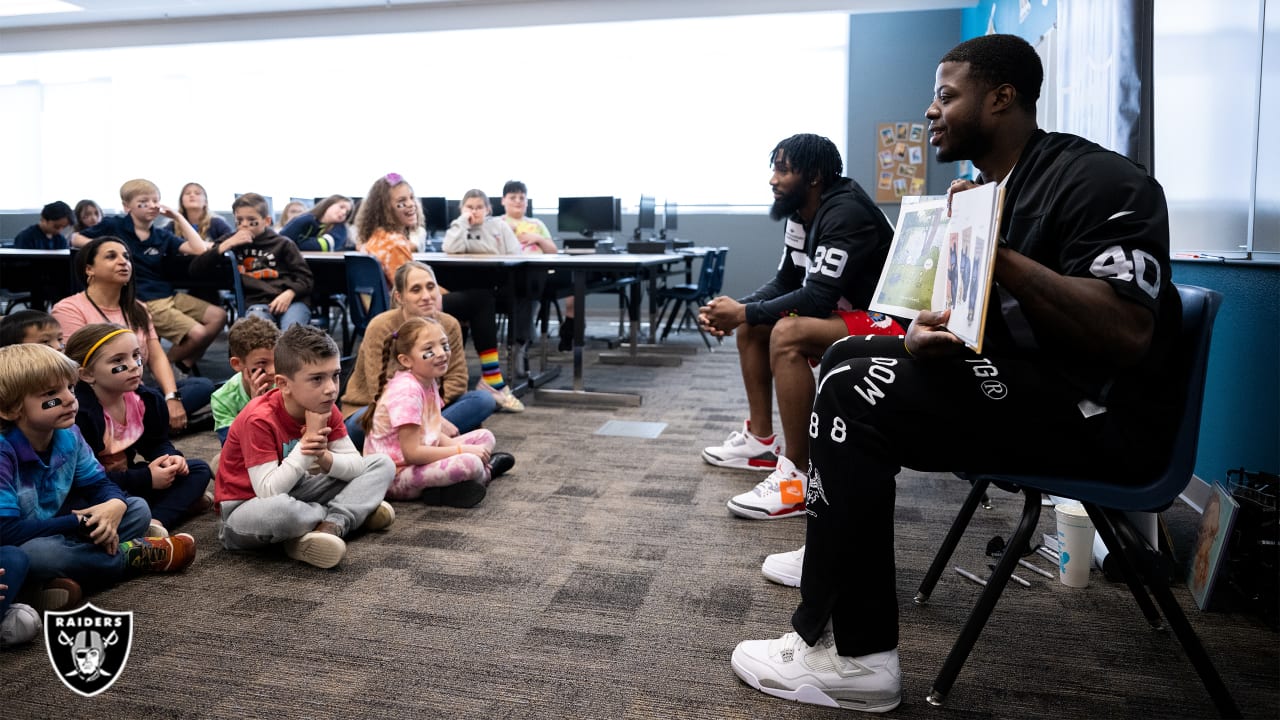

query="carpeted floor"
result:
[4,317,1277,719]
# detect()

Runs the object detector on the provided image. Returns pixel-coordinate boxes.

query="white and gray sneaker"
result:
[762,545,805,587]
[702,421,781,470]
[727,456,807,520]
[732,630,901,713]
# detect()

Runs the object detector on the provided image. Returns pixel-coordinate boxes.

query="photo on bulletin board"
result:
[877,121,928,203]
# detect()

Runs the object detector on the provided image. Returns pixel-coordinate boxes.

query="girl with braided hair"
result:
[361,317,514,508]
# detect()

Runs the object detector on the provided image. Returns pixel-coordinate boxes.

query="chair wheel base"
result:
[913,592,930,605]
[926,689,946,707]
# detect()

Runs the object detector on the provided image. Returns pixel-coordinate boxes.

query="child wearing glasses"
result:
[190,192,315,330]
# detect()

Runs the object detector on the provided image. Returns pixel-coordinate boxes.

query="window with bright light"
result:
[0,13,848,214]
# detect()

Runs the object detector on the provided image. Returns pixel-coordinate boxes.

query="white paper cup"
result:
[1055,502,1095,588]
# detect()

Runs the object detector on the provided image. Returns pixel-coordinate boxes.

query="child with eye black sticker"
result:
[362,317,514,508]
[66,324,212,537]
[0,343,195,613]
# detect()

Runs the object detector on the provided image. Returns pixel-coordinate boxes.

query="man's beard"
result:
[769,187,805,221]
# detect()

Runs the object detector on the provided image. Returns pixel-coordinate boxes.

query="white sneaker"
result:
[727,456,807,520]
[702,421,781,470]
[732,630,901,713]
[0,603,40,647]
[763,545,805,587]
[285,531,347,569]
[362,501,395,532]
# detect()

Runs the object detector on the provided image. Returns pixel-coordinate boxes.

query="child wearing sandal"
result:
[67,324,212,536]
[363,317,514,508]
[0,344,196,613]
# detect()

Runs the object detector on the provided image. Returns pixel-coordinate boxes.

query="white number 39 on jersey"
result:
[1090,245,1161,299]
[809,246,848,279]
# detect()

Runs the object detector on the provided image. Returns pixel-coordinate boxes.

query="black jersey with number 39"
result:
[738,177,893,326]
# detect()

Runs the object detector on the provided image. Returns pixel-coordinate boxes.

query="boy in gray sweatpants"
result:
[215,325,395,568]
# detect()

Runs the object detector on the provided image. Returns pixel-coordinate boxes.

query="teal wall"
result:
[962,0,1056,41]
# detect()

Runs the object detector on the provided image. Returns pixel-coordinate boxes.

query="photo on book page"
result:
[867,195,948,320]
[939,182,1001,352]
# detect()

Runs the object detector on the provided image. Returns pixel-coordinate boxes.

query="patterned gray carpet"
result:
[4,318,1277,719]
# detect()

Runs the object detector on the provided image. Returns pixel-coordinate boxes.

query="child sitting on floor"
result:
[363,317,514,508]
[215,325,395,569]
[211,316,281,445]
[0,343,195,613]
[66,324,212,536]
[0,310,63,351]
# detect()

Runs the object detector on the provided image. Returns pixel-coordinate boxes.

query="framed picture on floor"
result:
[1188,484,1240,610]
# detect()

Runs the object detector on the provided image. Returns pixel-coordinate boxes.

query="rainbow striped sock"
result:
[480,349,506,390]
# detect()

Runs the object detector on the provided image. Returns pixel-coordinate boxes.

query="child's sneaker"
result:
[123,534,196,573]
[732,630,901,712]
[0,603,40,648]
[285,528,347,569]
[762,545,805,587]
[146,519,169,538]
[477,379,525,413]
[363,501,396,532]
[702,421,781,470]
[727,456,807,520]
[32,578,82,613]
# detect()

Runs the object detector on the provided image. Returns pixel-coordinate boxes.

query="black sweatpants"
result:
[792,334,1155,657]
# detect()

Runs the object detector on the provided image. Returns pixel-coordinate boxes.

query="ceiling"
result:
[0,0,972,30]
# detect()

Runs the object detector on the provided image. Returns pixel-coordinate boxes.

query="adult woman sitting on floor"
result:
[340,261,498,450]
[51,236,216,432]
[358,173,522,412]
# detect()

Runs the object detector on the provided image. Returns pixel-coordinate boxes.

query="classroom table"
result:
[0,248,75,309]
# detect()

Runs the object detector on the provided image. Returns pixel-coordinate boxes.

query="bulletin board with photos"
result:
[875,121,928,203]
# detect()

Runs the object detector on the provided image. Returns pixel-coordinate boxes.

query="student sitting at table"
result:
[499,180,575,362]
[190,192,314,330]
[176,182,233,241]
[276,201,308,231]
[281,194,353,252]
[359,175,523,413]
[73,199,103,234]
[13,201,73,250]
[70,178,226,378]
[342,261,497,449]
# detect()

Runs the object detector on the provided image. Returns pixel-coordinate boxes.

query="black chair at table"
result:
[652,247,725,349]
[343,253,390,356]
[912,284,1239,717]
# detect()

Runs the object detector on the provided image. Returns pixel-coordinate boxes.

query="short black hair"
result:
[41,201,73,222]
[0,310,58,348]
[502,180,527,196]
[770,134,843,188]
[941,34,1043,113]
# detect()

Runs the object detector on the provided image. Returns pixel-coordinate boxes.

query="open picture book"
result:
[869,181,1004,353]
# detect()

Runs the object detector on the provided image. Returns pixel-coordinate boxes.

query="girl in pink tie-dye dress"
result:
[362,317,514,508]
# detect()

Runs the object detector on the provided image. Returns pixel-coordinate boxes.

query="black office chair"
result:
[221,251,247,325]
[343,253,390,356]
[912,284,1239,717]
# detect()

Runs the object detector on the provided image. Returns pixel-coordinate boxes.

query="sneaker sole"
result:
[731,654,901,713]
[761,561,802,587]
[701,450,778,470]
[727,499,806,520]
[286,533,346,569]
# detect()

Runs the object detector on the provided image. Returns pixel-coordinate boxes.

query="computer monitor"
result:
[489,197,505,217]
[289,197,315,208]
[421,197,448,234]
[557,196,618,238]
[635,195,656,240]
[661,200,678,239]
[447,199,460,223]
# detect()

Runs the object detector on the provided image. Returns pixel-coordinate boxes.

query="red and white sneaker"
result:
[702,421,781,470]
[727,456,807,520]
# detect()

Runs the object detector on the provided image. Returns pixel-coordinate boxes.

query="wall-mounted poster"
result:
[876,121,928,203]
